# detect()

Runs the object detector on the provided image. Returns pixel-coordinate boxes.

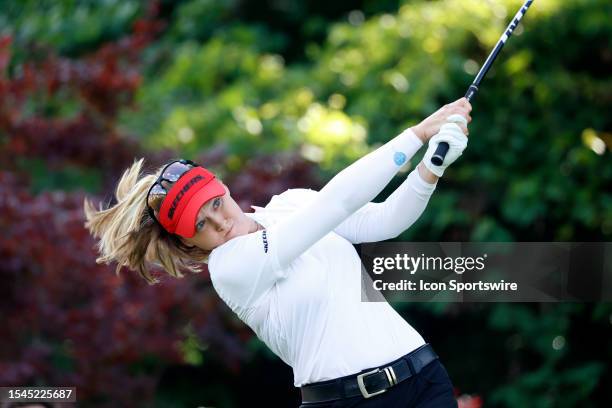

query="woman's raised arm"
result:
[272,127,424,268]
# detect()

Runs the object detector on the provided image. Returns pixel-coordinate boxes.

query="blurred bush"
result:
[0,171,253,405]
[120,0,612,243]
[0,0,145,61]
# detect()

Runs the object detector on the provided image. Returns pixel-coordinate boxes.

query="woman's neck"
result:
[249,218,263,233]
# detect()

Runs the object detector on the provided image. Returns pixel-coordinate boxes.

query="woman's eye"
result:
[196,220,205,230]
[213,198,221,208]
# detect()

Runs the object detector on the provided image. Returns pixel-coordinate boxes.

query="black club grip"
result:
[431,142,449,166]
[430,85,477,166]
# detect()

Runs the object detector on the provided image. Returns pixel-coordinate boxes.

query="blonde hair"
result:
[84,158,210,284]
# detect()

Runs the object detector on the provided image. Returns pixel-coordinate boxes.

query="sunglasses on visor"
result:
[146,159,197,227]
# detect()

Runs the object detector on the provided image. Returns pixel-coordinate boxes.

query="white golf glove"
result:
[423,114,469,177]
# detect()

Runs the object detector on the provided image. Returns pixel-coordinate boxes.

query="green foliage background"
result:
[2,0,611,407]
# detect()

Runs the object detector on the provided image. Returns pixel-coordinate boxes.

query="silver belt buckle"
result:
[357,366,397,399]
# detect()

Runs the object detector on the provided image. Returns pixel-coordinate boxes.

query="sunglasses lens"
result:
[147,184,167,212]
[149,183,166,196]
[163,161,192,182]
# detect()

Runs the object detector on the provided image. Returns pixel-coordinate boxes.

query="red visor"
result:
[157,167,226,238]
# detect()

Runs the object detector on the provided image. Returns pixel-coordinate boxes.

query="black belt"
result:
[300,343,438,404]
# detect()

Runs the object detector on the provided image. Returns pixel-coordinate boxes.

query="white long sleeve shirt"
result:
[208,129,437,386]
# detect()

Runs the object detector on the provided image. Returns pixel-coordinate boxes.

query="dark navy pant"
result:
[299,360,458,408]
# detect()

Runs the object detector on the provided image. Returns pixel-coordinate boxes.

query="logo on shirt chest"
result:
[261,229,269,253]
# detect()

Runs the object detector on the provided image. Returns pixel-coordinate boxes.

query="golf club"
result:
[431,0,534,166]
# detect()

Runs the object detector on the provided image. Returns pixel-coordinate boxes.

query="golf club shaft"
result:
[430,0,534,166]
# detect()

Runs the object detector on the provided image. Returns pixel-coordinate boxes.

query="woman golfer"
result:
[85,97,471,407]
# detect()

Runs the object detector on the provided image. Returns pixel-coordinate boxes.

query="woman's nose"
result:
[211,215,230,231]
